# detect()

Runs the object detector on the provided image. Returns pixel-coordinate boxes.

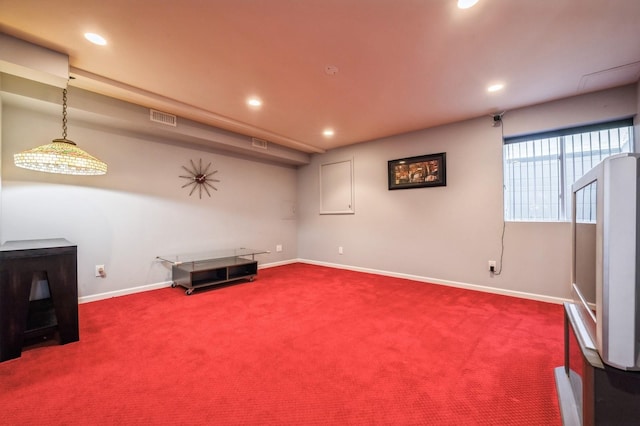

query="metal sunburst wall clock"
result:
[179,159,220,199]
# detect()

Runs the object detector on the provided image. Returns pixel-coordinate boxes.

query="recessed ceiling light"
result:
[247,98,262,107]
[487,83,505,93]
[84,33,107,46]
[457,0,479,9]
[323,129,335,137]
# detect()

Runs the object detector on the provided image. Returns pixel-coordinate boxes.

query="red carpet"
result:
[0,263,563,425]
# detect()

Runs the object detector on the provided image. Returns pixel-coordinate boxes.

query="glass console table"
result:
[157,248,268,295]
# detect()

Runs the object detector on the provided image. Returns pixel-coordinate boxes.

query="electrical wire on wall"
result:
[492,112,507,276]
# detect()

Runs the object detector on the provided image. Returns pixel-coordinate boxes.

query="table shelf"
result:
[157,248,266,295]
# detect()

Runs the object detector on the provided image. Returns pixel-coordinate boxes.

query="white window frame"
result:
[503,119,634,222]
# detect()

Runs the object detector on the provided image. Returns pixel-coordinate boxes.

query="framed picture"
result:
[388,152,446,190]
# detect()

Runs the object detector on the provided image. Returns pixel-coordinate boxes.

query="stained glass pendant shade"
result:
[14,88,107,176]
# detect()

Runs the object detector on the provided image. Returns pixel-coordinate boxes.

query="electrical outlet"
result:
[488,260,496,273]
[276,244,283,252]
[95,265,105,277]
[338,246,344,255]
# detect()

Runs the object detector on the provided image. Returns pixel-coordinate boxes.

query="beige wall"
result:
[1,98,299,299]
[637,82,640,150]
[1,75,637,302]
[297,85,638,301]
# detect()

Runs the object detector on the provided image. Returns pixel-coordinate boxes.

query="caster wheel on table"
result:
[171,282,177,288]
[185,289,193,295]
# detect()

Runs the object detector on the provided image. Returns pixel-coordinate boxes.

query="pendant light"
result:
[14,88,107,175]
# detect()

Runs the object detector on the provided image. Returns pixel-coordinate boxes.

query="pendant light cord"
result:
[62,88,68,139]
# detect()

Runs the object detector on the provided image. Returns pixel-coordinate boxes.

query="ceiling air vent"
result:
[150,109,177,127]
[251,138,268,150]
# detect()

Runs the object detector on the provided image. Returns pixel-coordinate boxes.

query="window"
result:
[503,119,634,222]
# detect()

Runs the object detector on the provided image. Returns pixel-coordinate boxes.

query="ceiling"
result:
[1,0,639,154]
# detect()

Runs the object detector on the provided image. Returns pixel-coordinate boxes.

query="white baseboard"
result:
[297,258,570,305]
[78,260,298,303]
[258,259,299,269]
[79,258,569,306]
[79,281,173,304]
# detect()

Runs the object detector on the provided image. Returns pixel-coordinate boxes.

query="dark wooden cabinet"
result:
[0,238,78,362]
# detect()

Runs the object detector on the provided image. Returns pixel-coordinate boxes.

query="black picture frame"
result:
[388,152,446,190]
